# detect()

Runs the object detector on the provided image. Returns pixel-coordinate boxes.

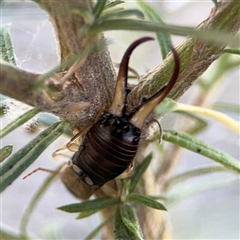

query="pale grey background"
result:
[1,1,239,239]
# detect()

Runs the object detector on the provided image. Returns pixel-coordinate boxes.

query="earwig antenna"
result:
[108,37,154,117]
[128,47,180,128]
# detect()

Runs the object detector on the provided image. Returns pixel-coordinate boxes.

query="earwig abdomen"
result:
[72,113,141,187]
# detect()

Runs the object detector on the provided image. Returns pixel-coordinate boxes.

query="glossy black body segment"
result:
[72,113,141,186]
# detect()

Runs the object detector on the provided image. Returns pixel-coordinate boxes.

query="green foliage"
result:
[211,0,219,8]
[0,228,23,240]
[75,0,239,47]
[115,206,142,240]
[164,166,234,191]
[57,153,167,238]
[104,0,124,9]
[0,121,70,193]
[163,130,240,173]
[0,24,16,64]
[0,105,6,116]
[138,0,172,59]
[118,204,143,239]
[58,197,120,213]
[129,153,152,193]
[20,166,61,238]
[92,19,238,46]
[0,108,40,138]
[223,48,240,55]
[93,0,108,19]
[126,193,167,211]
[0,145,13,162]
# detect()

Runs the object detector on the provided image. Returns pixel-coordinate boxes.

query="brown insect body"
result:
[72,113,141,187]
[59,37,180,199]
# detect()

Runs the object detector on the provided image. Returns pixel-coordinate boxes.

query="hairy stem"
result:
[128,1,240,109]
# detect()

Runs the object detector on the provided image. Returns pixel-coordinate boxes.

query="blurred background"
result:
[1,0,239,239]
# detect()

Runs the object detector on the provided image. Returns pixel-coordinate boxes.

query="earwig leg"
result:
[66,128,89,152]
[150,119,163,144]
[66,142,80,152]
[52,147,74,161]
[66,135,82,153]
[23,167,58,180]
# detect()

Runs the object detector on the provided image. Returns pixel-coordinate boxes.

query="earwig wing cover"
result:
[59,164,98,200]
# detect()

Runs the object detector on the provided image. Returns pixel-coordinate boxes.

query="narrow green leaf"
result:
[0,0,5,6]
[0,24,16,65]
[223,48,240,55]
[100,9,144,21]
[212,102,239,113]
[104,0,124,10]
[92,19,238,46]
[0,105,7,116]
[129,153,152,193]
[163,130,240,174]
[0,108,40,138]
[138,0,172,59]
[176,111,208,135]
[119,204,143,240]
[0,227,24,240]
[172,103,239,133]
[211,0,219,8]
[93,0,107,19]
[127,193,167,211]
[76,209,99,219]
[0,145,13,162]
[155,97,178,114]
[20,165,61,237]
[167,178,238,206]
[164,166,234,191]
[0,121,69,193]
[58,197,120,213]
[115,207,140,240]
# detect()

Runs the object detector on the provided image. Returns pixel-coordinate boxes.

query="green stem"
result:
[0,108,40,138]
[176,103,240,134]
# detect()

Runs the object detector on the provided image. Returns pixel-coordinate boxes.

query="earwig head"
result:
[108,37,154,117]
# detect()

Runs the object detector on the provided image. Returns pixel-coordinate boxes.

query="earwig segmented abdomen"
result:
[72,113,141,187]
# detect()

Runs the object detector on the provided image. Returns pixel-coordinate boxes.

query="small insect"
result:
[58,37,180,199]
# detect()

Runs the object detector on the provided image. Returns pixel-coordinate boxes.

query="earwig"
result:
[59,37,180,199]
